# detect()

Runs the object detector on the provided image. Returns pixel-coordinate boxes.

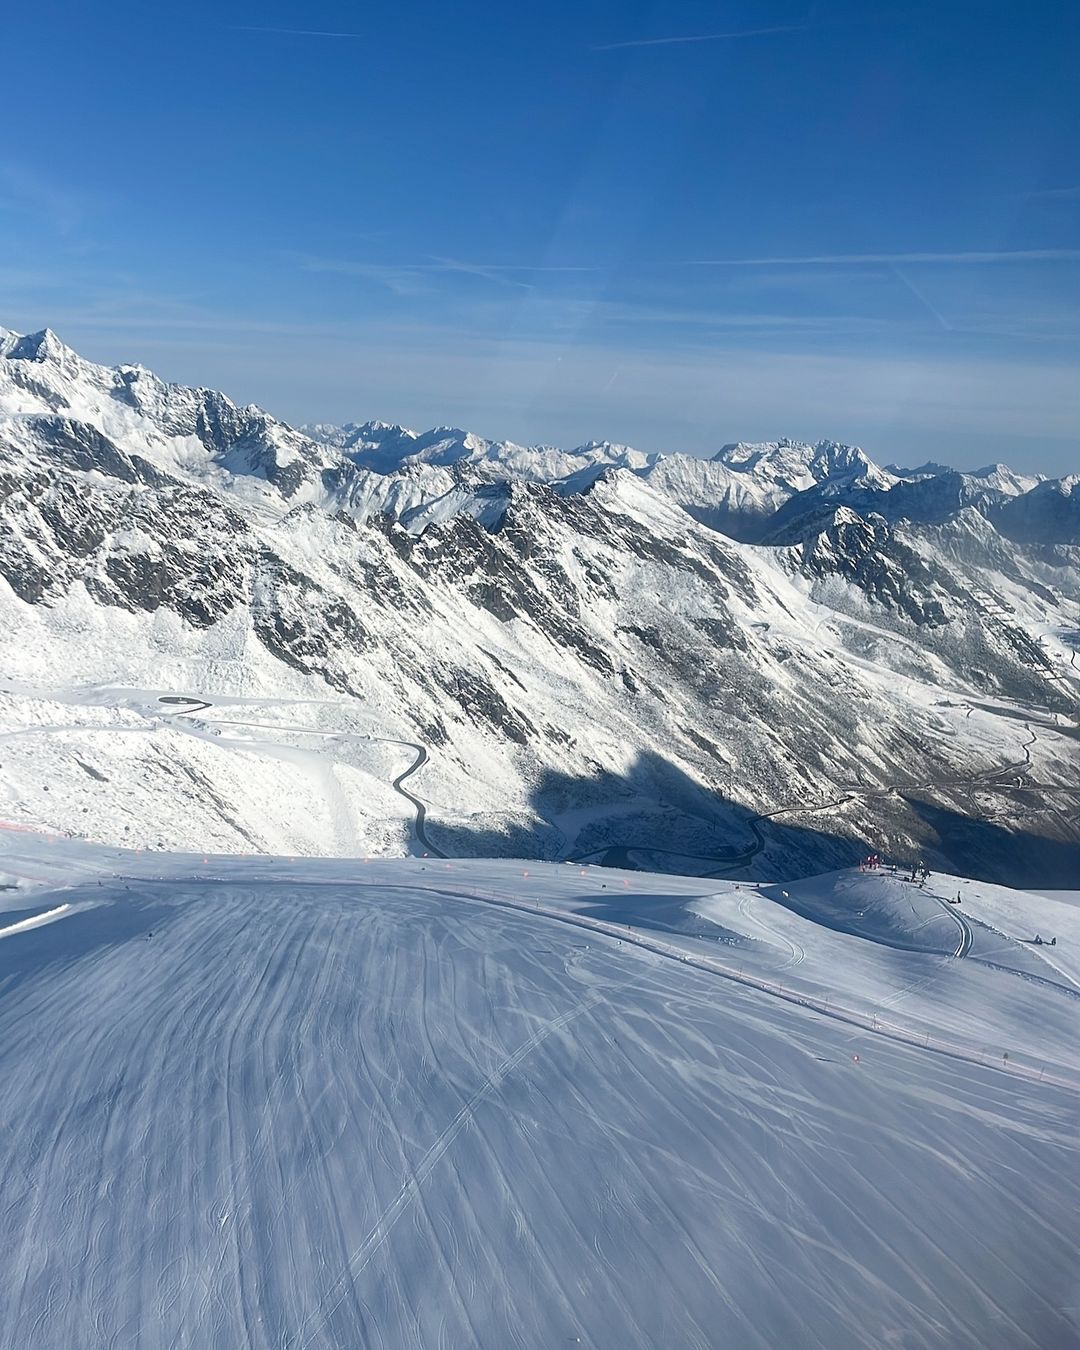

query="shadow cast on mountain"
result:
[899,794,1080,889]
[424,750,1080,888]
[427,749,862,882]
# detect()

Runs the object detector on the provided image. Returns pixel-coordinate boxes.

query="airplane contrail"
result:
[689,249,1080,265]
[228,25,365,39]
[594,25,805,51]
[892,266,953,332]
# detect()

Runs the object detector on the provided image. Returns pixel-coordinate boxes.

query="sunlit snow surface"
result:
[1,834,1078,1349]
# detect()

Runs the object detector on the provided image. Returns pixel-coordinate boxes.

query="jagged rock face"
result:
[2,326,1078,884]
[15,416,174,487]
[784,511,956,627]
[0,469,250,623]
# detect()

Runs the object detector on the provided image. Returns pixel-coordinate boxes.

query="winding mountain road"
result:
[157,697,445,857]
[388,742,445,857]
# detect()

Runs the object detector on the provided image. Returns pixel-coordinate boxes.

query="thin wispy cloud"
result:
[594,25,805,51]
[578,299,902,334]
[297,257,433,297]
[294,252,598,294]
[436,261,598,274]
[1027,185,1080,201]
[413,259,596,275]
[689,249,1080,266]
[227,25,365,39]
[425,256,532,289]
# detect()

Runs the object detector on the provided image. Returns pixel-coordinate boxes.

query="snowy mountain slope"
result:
[765,465,1076,548]
[995,474,1080,545]
[1,831,1078,1350]
[885,460,1043,494]
[2,327,1078,885]
[674,437,897,539]
[0,327,463,530]
[965,462,1045,495]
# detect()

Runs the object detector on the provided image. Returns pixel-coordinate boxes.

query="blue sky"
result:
[3,0,1079,472]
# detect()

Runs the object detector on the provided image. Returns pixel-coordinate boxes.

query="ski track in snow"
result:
[737,891,806,970]
[0,842,1079,1349]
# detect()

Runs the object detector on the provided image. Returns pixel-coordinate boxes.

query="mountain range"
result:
[2,326,1077,885]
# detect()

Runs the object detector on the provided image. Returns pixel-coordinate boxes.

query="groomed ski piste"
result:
[2,827,1079,1350]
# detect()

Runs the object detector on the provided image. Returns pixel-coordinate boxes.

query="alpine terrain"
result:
[2,326,1077,886]
[2,326,1080,1349]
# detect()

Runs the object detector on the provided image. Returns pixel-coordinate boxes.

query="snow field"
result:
[1,836,1078,1348]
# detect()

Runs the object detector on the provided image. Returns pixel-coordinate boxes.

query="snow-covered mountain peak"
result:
[827,503,868,528]
[0,326,378,514]
[300,419,408,448]
[966,463,1044,496]
[713,437,888,492]
[990,472,1080,544]
[1,325,76,366]
[885,460,954,480]
[365,418,416,436]
[568,438,652,466]
[581,462,687,518]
